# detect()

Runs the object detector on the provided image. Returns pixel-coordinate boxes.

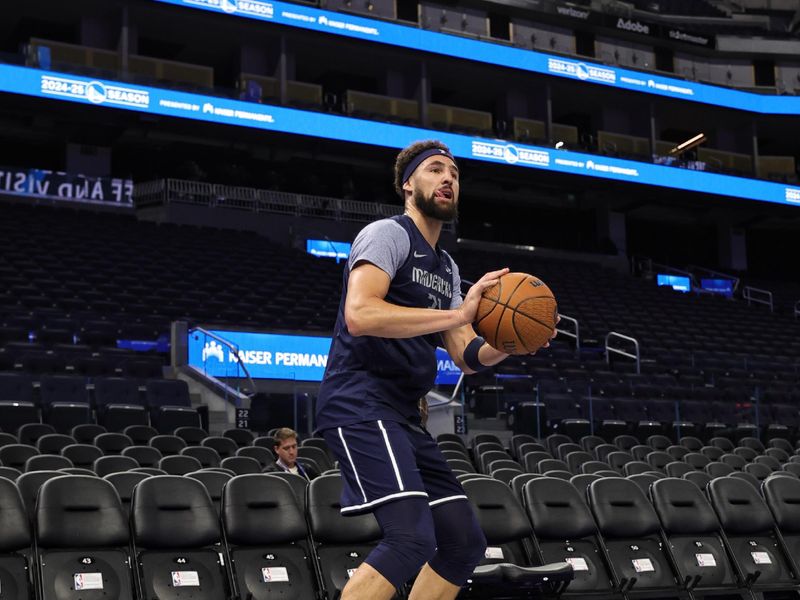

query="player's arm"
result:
[344,263,508,339]
[441,324,509,374]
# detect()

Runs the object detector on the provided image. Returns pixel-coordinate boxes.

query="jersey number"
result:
[427,294,442,310]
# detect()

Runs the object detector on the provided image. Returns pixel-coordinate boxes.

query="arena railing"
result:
[605,331,641,375]
[186,326,257,409]
[134,178,416,226]
[742,285,774,312]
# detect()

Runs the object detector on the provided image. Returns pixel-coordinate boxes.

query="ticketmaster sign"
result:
[188,329,462,383]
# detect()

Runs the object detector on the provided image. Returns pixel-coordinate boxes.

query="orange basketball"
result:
[475,272,558,355]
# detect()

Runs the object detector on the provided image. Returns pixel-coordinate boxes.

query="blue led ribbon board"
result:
[153,0,800,115]
[2,64,798,206]
[657,274,691,293]
[188,329,462,382]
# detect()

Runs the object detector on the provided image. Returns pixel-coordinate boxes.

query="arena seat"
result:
[93,432,133,455]
[158,455,202,475]
[180,446,222,469]
[94,455,139,477]
[186,470,232,515]
[307,474,383,599]
[17,423,55,447]
[60,443,103,470]
[35,475,135,599]
[201,435,238,460]
[523,476,610,597]
[25,454,73,472]
[149,434,187,456]
[0,476,33,599]
[131,475,230,599]
[103,471,151,517]
[122,445,163,468]
[0,444,39,471]
[35,433,75,454]
[235,446,275,470]
[94,377,147,431]
[222,474,319,599]
[708,477,799,594]
[650,478,739,596]
[587,478,681,595]
[70,424,106,445]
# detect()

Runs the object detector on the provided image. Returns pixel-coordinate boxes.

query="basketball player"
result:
[316,140,557,600]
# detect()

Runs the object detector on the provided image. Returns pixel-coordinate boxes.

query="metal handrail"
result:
[556,314,580,351]
[605,331,640,375]
[742,286,773,312]
[188,326,257,400]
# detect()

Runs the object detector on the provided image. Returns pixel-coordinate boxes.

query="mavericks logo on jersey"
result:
[412,267,452,298]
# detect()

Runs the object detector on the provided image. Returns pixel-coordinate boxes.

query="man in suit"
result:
[264,427,318,480]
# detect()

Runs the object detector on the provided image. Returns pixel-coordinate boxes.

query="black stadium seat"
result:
[222,474,319,599]
[122,445,163,468]
[181,446,222,469]
[462,477,574,597]
[16,470,65,522]
[35,475,135,599]
[650,478,739,596]
[103,471,152,517]
[149,434,187,456]
[36,433,75,454]
[523,476,613,597]
[0,476,33,599]
[763,475,800,562]
[131,475,230,599]
[61,444,104,470]
[94,455,139,477]
[0,444,40,471]
[307,474,383,599]
[145,380,199,433]
[587,477,681,595]
[707,477,799,594]
[159,455,202,475]
[123,425,159,445]
[186,470,232,515]
[201,436,238,460]
[25,454,73,472]
[94,377,147,431]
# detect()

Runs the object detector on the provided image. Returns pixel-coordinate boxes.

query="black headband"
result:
[402,147,456,186]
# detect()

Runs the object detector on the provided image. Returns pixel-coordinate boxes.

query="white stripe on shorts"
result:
[429,494,469,507]
[338,426,367,503]
[377,419,404,491]
[340,491,429,514]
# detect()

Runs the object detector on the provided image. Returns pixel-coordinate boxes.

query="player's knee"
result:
[429,501,487,585]
[365,498,437,588]
[385,522,437,567]
[447,514,487,569]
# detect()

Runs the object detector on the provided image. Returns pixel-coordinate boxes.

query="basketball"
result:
[475,272,558,355]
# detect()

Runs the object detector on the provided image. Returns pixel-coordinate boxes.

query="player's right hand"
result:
[457,267,509,326]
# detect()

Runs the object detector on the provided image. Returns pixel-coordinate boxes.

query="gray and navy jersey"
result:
[316,215,462,430]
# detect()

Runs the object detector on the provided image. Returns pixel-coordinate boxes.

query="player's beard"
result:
[413,188,458,222]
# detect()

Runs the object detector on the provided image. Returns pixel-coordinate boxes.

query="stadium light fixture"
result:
[668,133,706,155]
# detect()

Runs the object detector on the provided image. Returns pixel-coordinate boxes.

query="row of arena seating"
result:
[0,424,337,477]
[5,464,800,599]
[0,470,575,600]
[0,375,199,434]
[439,433,800,492]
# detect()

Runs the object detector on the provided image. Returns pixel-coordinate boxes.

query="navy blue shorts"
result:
[321,420,467,515]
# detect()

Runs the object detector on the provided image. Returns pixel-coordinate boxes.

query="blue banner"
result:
[189,330,332,381]
[189,329,462,383]
[153,0,800,115]
[435,347,462,385]
[2,64,798,207]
